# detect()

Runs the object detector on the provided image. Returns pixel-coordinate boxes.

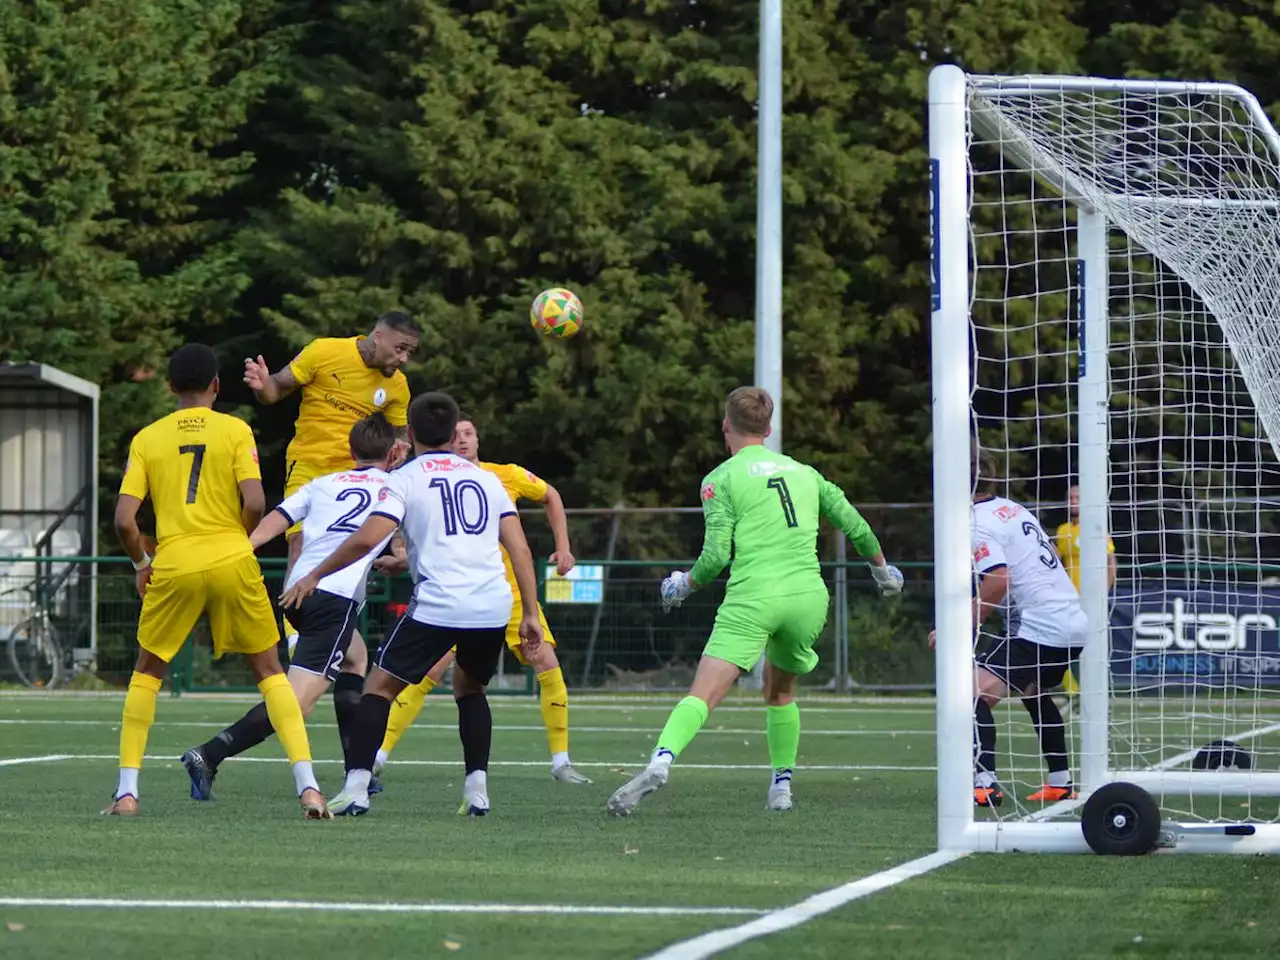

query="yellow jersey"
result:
[120,408,261,575]
[1054,519,1115,591]
[481,461,549,597]
[286,336,410,467]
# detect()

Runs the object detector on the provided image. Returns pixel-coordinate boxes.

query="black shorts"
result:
[976,636,1083,696]
[374,617,506,687]
[287,590,360,681]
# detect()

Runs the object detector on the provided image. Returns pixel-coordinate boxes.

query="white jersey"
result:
[375,452,517,628]
[972,495,1088,649]
[278,467,396,603]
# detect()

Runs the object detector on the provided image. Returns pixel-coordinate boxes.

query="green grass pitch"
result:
[1,693,1278,958]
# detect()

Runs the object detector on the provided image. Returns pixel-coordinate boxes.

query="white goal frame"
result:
[930,64,1280,854]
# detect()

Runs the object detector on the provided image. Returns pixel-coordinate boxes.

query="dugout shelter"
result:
[0,363,100,668]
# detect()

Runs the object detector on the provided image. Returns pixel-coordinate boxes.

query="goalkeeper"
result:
[607,387,903,817]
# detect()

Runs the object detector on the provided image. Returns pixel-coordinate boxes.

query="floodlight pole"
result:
[756,0,783,452]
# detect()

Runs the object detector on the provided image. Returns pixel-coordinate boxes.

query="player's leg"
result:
[280,458,312,649]
[105,570,201,815]
[972,640,1014,807]
[329,619,454,815]
[377,646,454,773]
[452,627,507,816]
[761,589,827,811]
[1023,643,1084,802]
[608,600,765,817]
[335,628,367,759]
[514,604,587,783]
[183,591,353,798]
[211,556,328,818]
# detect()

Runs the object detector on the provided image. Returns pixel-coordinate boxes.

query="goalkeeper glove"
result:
[660,570,693,612]
[869,563,905,596]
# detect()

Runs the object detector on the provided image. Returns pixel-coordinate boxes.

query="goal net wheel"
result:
[1191,740,1253,772]
[1082,783,1161,856]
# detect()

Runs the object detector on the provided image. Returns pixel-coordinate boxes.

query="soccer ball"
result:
[531,287,584,339]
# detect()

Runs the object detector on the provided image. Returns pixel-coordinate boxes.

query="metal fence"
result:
[0,553,938,693]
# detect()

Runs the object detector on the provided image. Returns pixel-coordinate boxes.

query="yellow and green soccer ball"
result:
[530,287,584,339]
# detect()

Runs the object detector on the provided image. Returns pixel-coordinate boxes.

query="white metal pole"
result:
[928,64,975,851]
[747,0,784,691]
[1076,209,1112,790]
[756,0,783,452]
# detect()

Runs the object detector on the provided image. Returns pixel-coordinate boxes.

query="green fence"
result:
[0,556,939,692]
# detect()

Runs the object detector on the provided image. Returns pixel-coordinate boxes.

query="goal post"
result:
[930,64,1280,854]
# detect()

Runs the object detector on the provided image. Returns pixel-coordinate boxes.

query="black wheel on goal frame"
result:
[1081,781,1161,856]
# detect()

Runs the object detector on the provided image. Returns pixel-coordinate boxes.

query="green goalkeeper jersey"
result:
[688,444,882,598]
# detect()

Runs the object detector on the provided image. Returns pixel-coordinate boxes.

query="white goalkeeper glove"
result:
[869,563,904,596]
[660,570,693,613]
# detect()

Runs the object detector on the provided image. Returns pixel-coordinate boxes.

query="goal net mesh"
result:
[967,76,1280,824]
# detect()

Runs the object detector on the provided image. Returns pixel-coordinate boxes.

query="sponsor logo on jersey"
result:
[251,448,259,464]
[373,387,387,407]
[524,469,540,485]
[701,483,715,502]
[415,457,468,472]
[993,505,1022,522]
[747,460,795,477]
[335,472,384,484]
[973,542,990,563]
[321,393,367,417]
[378,487,391,501]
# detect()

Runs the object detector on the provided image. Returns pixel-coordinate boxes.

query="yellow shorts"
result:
[284,458,353,535]
[137,555,280,662]
[505,600,555,666]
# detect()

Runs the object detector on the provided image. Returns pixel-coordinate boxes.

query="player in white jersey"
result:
[932,451,1088,808]
[180,414,399,799]
[279,392,543,817]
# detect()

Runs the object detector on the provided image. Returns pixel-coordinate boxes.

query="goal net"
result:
[929,65,1280,853]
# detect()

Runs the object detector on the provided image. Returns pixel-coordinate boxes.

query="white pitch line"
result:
[0,896,763,918]
[0,719,929,737]
[0,754,70,767]
[640,850,967,960]
[21,754,935,773]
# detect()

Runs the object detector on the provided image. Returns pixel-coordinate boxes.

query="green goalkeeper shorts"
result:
[702,588,830,675]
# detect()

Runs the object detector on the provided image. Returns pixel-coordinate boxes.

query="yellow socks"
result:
[117,671,163,796]
[537,667,570,764]
[380,676,435,757]
[258,673,311,765]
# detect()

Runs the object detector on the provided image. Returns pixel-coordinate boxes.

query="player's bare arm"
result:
[243,354,299,404]
[539,483,575,575]
[280,513,398,608]
[391,425,411,466]
[499,513,544,650]
[249,508,292,550]
[114,493,152,598]
[238,478,267,535]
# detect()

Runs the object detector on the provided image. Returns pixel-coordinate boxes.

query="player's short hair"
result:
[349,413,396,461]
[409,392,460,447]
[456,411,475,427]
[971,442,999,490]
[725,386,773,436]
[167,343,219,394]
[376,310,419,337]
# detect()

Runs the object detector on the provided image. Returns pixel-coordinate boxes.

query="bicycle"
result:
[2,569,68,689]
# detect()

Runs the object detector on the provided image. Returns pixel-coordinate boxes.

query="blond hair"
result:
[725,386,774,436]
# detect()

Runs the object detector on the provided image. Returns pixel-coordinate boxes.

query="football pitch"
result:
[1,693,1278,959]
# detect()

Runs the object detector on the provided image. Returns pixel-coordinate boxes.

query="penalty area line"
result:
[640,850,967,960]
[0,896,764,918]
[0,754,72,767]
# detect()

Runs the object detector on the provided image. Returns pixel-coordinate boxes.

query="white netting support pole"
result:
[929,64,976,851]
[1076,208,1111,791]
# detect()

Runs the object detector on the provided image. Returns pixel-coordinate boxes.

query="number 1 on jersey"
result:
[179,444,206,504]
[767,477,798,528]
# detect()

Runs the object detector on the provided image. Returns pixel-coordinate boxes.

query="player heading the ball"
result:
[608,386,904,818]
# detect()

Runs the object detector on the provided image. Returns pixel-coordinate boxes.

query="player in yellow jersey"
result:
[1054,484,1117,694]
[243,310,417,648]
[374,413,590,783]
[105,344,329,819]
